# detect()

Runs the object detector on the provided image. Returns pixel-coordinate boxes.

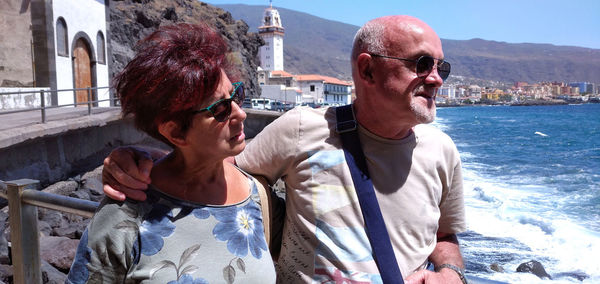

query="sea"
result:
[433,103,600,283]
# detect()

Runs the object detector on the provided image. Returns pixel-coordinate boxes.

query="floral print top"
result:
[66,172,276,284]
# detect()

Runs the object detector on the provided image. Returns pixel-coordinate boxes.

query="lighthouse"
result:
[258,3,284,71]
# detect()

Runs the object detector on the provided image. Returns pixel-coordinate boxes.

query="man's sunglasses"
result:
[192,82,245,122]
[369,53,451,81]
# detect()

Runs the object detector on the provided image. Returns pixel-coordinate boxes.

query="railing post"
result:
[87,87,92,115]
[6,179,42,284]
[40,90,46,123]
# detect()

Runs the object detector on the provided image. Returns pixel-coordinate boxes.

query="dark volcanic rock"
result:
[516,260,551,279]
[39,236,80,271]
[0,235,8,265]
[109,0,263,97]
[489,263,504,273]
[0,264,12,283]
[553,271,590,281]
[41,259,67,284]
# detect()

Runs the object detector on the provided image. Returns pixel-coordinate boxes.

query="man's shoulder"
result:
[414,124,455,145]
[274,106,334,129]
[414,123,449,136]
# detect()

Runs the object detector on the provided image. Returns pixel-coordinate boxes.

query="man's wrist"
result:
[435,263,467,284]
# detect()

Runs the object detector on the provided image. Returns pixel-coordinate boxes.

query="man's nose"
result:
[424,67,444,87]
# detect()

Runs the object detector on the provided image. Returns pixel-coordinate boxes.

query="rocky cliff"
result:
[109,0,263,97]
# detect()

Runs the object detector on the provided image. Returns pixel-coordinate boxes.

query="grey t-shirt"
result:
[66,175,276,283]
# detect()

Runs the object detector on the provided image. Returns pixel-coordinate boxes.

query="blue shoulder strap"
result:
[335,105,404,284]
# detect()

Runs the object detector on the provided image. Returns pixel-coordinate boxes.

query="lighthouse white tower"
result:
[258,3,284,71]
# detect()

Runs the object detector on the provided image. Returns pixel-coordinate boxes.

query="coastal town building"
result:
[295,74,352,105]
[569,82,595,94]
[0,0,111,109]
[258,4,284,71]
[436,79,599,105]
[255,4,352,107]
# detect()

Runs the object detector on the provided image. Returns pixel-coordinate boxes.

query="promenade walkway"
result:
[0,107,122,149]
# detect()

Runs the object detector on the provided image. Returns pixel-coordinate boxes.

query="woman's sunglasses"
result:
[193,82,245,122]
[369,53,451,81]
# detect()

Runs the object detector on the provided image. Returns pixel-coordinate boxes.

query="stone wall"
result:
[0,87,51,110]
[0,0,35,87]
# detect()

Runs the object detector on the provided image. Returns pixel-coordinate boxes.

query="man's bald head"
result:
[351,15,440,61]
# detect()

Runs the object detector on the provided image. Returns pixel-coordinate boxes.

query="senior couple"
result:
[67,14,466,284]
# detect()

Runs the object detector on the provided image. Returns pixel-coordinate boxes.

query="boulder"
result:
[42,180,79,196]
[0,235,8,265]
[0,182,6,208]
[553,271,590,281]
[37,220,53,237]
[0,264,12,283]
[68,189,91,201]
[53,219,87,239]
[490,263,504,273]
[38,209,65,230]
[516,260,551,279]
[81,166,104,201]
[39,236,79,271]
[41,259,67,284]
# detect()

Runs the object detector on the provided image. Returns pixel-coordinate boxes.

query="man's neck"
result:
[353,101,415,140]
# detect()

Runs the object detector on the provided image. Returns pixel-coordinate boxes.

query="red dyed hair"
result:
[114,23,230,146]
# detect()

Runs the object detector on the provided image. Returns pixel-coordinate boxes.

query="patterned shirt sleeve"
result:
[66,198,142,283]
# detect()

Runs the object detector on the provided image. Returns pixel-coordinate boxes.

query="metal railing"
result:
[0,179,98,284]
[0,86,116,124]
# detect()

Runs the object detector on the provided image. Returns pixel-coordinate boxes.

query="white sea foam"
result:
[462,167,600,283]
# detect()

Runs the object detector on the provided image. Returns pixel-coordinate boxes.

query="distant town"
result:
[253,6,599,111]
[435,80,599,106]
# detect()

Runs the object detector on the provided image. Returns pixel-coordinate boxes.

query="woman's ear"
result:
[158,121,187,147]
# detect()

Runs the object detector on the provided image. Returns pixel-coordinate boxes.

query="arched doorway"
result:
[73,38,92,106]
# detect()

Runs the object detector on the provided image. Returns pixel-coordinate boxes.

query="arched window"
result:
[56,17,68,57]
[96,31,106,64]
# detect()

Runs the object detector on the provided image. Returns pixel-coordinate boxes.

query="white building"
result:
[438,85,457,99]
[296,74,352,105]
[260,85,302,105]
[0,0,111,109]
[258,5,284,71]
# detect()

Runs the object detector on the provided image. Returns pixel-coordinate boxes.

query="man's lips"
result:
[416,92,434,99]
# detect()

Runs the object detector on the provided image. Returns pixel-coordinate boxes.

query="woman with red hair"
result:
[66,23,276,283]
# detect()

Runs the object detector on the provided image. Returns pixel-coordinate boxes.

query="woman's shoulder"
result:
[89,197,151,234]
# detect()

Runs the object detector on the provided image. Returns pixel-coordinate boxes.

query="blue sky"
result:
[206,0,600,49]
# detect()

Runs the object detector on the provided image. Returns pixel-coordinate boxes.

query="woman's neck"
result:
[150,151,248,205]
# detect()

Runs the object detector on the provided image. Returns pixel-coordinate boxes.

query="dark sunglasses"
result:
[193,82,245,122]
[369,53,451,81]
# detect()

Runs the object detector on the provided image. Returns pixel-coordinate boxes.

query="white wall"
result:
[0,88,52,110]
[259,85,297,103]
[298,81,324,103]
[259,33,284,71]
[273,36,284,71]
[53,0,109,106]
[260,34,274,71]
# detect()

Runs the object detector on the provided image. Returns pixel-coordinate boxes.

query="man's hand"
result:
[102,146,155,201]
[404,268,463,284]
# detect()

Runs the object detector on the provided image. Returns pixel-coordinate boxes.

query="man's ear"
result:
[357,53,375,84]
[158,121,187,147]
